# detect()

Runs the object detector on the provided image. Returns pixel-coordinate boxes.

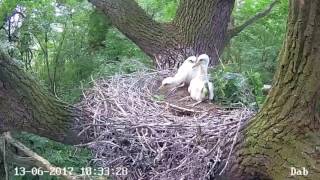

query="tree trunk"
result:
[222,1,320,179]
[89,0,235,68]
[0,51,90,145]
[89,0,278,69]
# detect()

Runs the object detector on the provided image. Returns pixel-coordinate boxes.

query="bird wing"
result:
[186,66,198,83]
[175,62,193,83]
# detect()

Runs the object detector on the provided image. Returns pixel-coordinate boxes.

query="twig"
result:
[156,101,204,113]
[76,70,255,179]
[219,112,243,175]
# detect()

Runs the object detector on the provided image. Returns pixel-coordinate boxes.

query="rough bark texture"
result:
[89,0,278,69]
[222,0,320,179]
[89,0,235,68]
[0,51,90,145]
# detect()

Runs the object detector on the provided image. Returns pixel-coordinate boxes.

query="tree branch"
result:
[228,0,279,38]
[1,132,76,180]
[0,50,91,145]
[88,0,168,57]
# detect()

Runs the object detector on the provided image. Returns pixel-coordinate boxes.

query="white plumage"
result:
[160,56,197,90]
[188,54,214,104]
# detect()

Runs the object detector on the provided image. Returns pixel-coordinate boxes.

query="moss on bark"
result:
[222,1,320,179]
[0,51,90,145]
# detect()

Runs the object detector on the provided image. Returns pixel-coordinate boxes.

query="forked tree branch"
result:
[88,0,166,57]
[228,0,279,38]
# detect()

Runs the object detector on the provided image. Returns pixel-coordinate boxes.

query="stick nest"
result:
[77,70,255,180]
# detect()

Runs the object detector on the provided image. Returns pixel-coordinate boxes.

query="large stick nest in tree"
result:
[77,70,255,180]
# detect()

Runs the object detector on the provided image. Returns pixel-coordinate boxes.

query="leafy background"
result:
[0,0,288,179]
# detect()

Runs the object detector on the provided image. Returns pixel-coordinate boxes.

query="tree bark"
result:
[89,0,235,68]
[0,51,90,145]
[89,0,278,69]
[222,0,320,179]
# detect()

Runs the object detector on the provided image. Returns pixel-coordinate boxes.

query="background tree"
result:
[89,0,278,68]
[222,0,320,179]
[0,50,89,145]
[2,0,314,179]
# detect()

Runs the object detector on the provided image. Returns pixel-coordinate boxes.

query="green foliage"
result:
[210,65,266,109]
[88,10,111,51]
[11,132,91,180]
[1,1,152,178]
[15,133,91,170]
[137,0,178,22]
[0,0,290,178]
[0,0,20,25]
[153,94,165,101]
[245,70,265,104]
[224,0,288,83]
[217,0,288,108]
[103,29,150,63]
[211,67,256,108]
[5,1,152,103]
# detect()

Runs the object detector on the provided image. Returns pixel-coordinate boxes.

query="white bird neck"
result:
[196,65,208,79]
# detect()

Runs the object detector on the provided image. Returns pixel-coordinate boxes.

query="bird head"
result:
[185,55,197,64]
[159,77,176,90]
[193,54,210,69]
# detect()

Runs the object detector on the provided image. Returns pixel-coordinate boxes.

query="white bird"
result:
[159,56,197,90]
[188,54,214,106]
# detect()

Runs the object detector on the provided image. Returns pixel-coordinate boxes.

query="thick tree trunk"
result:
[0,51,90,145]
[89,0,235,68]
[89,0,278,69]
[222,1,320,179]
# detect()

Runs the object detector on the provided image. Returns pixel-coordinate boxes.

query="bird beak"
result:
[158,84,164,90]
[192,60,201,68]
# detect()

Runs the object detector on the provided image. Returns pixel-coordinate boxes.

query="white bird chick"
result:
[188,54,214,106]
[159,56,197,90]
